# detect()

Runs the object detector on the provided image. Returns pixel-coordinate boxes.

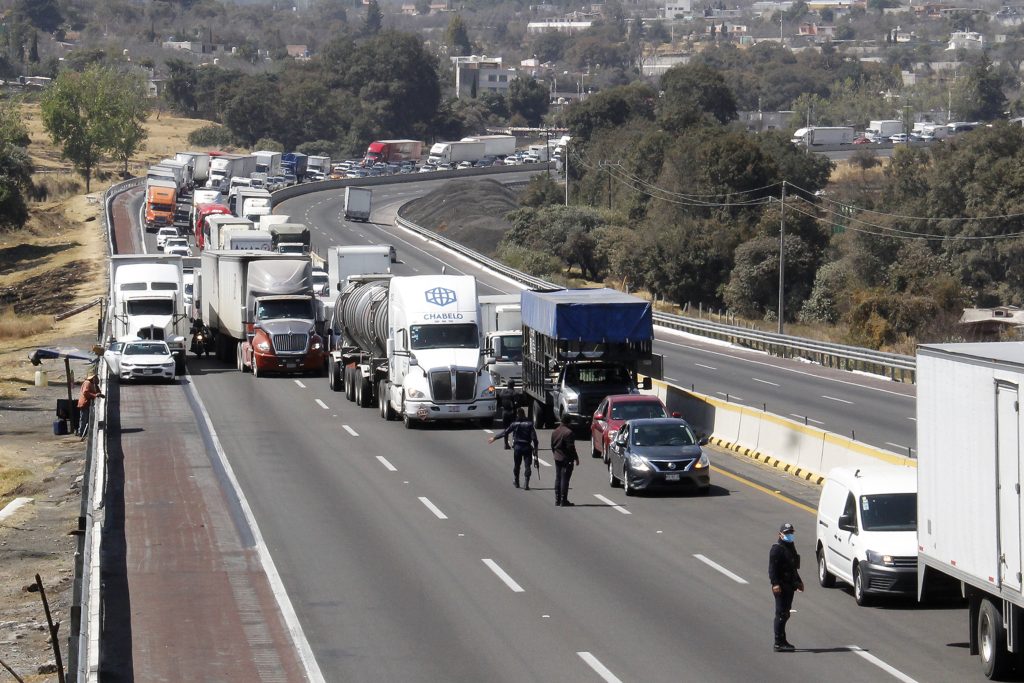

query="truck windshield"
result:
[256,300,313,320]
[496,334,523,361]
[410,323,479,350]
[565,364,632,385]
[126,300,173,316]
[151,203,175,212]
[859,493,916,531]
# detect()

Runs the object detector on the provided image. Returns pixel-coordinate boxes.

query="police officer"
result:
[488,407,538,489]
[496,379,520,449]
[768,522,804,652]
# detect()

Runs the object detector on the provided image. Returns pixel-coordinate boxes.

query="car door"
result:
[592,398,609,453]
[828,492,858,584]
[612,421,630,478]
[104,341,124,377]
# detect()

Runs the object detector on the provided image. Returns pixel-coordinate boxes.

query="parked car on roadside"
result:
[607,418,711,495]
[591,394,674,462]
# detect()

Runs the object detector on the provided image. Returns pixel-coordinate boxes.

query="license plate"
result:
[446,405,461,413]
[665,474,680,481]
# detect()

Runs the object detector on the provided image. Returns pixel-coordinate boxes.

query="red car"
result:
[591,394,676,462]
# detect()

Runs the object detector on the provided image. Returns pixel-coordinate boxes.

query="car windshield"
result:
[125,343,169,356]
[126,300,173,316]
[631,423,697,447]
[256,299,313,320]
[565,364,631,385]
[611,401,667,420]
[859,493,916,531]
[410,323,479,350]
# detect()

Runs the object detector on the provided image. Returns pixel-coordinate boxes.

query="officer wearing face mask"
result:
[769,522,803,652]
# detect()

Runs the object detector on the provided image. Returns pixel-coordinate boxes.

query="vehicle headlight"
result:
[256,341,271,351]
[693,453,710,469]
[407,388,425,399]
[563,388,579,411]
[629,454,651,472]
[865,550,895,566]
[121,361,134,368]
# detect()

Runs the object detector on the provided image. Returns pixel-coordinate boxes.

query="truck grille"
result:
[430,370,477,401]
[272,333,308,353]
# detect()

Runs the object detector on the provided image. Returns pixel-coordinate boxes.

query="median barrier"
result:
[649,378,915,486]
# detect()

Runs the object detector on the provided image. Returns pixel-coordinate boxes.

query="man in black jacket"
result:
[496,380,520,449]
[550,413,580,506]
[768,522,804,652]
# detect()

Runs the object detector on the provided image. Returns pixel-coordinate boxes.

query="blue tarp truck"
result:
[520,288,662,429]
[282,153,308,182]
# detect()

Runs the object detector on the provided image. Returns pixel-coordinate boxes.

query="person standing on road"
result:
[550,413,580,506]
[769,522,804,652]
[496,379,520,450]
[77,369,104,438]
[488,407,538,489]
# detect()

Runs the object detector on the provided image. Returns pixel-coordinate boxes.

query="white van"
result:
[815,466,917,605]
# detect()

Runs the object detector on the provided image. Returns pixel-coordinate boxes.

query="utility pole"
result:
[564,141,570,206]
[778,182,786,334]
[607,162,612,210]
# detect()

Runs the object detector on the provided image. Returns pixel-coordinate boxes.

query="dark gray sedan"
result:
[607,418,710,495]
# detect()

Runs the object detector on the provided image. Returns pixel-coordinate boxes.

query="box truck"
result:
[253,151,282,177]
[479,294,522,386]
[326,245,392,296]
[790,126,856,146]
[427,141,486,167]
[344,186,372,222]
[461,135,516,159]
[109,255,188,372]
[865,120,904,142]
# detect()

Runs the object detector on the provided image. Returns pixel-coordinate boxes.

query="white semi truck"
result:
[790,126,856,146]
[461,135,516,158]
[326,275,497,427]
[427,141,486,167]
[109,255,188,373]
[253,150,282,178]
[917,343,1024,679]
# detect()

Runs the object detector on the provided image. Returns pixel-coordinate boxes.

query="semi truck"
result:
[282,152,308,181]
[109,255,188,373]
[865,120,904,142]
[307,156,331,179]
[258,214,292,231]
[480,294,523,386]
[219,228,272,251]
[193,204,232,250]
[326,244,392,296]
[427,141,486,168]
[159,158,192,193]
[462,135,516,159]
[176,151,210,185]
[145,179,177,231]
[209,154,256,189]
[203,215,254,254]
[253,151,282,178]
[521,288,661,429]
[236,187,273,223]
[200,250,324,376]
[363,140,423,166]
[325,274,497,428]
[344,187,372,222]
[790,126,856,146]
[270,223,311,254]
[916,343,1024,679]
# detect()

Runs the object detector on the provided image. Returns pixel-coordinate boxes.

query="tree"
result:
[507,76,548,126]
[41,66,137,192]
[13,0,63,33]
[0,142,33,231]
[363,0,383,36]
[951,54,1007,122]
[102,72,150,177]
[28,32,38,64]
[445,14,472,56]
[657,62,737,132]
[414,0,430,14]
[163,58,198,114]
[0,98,31,147]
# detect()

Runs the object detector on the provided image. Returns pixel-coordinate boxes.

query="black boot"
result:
[524,478,530,491]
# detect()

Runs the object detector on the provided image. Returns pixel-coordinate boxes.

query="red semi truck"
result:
[363,139,423,166]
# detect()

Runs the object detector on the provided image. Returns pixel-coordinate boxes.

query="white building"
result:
[947,31,984,51]
[451,55,518,99]
[526,20,593,35]
[665,0,692,18]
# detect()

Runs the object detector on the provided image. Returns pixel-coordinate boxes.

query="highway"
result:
[111,175,977,681]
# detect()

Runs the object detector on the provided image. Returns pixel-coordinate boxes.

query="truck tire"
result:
[236,344,245,372]
[379,380,396,420]
[328,357,341,392]
[252,355,261,378]
[979,598,1012,679]
[532,400,548,429]
[358,376,373,407]
[403,410,417,430]
[853,563,871,606]
[345,368,356,402]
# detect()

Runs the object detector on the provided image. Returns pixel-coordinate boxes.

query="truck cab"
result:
[552,361,645,428]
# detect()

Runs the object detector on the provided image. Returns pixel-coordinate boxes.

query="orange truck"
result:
[145,179,177,232]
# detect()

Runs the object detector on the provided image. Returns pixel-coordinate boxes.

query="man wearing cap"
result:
[76,369,104,438]
[769,522,803,652]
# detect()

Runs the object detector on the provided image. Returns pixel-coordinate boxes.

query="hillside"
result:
[400,178,519,256]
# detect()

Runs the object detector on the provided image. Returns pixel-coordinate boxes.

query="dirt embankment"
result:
[400,178,519,256]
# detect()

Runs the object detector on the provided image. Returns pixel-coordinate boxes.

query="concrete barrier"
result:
[650,378,915,485]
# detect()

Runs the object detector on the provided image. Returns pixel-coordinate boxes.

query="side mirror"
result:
[593,412,604,421]
[641,376,652,390]
[838,514,857,533]
[671,411,681,418]
[698,437,709,446]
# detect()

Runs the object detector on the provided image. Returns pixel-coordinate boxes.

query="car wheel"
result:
[603,443,610,465]
[592,440,601,458]
[403,410,416,429]
[608,460,620,488]
[817,547,836,588]
[853,563,870,606]
[623,466,634,496]
[979,598,1012,679]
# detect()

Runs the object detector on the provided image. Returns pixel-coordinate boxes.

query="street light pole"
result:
[778,182,786,334]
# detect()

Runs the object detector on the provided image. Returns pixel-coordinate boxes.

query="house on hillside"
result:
[960,306,1024,340]
[526,20,594,34]
[451,55,518,99]
[947,31,984,50]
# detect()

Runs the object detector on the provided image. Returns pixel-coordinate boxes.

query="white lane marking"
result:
[752,377,780,387]
[821,395,854,405]
[418,497,448,519]
[664,376,679,383]
[315,399,329,410]
[907,416,917,422]
[693,554,749,584]
[790,414,824,425]
[577,652,624,683]
[343,425,359,437]
[376,456,397,471]
[482,559,525,593]
[182,380,325,681]
[716,391,744,402]
[656,336,915,400]
[848,645,920,683]
[885,442,910,452]
[483,428,494,434]
[695,362,717,371]
[537,458,551,467]
[593,494,632,515]
[294,380,306,388]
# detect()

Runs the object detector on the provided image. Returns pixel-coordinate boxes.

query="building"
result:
[641,53,690,77]
[526,20,593,35]
[799,23,835,38]
[451,55,518,99]
[947,30,984,50]
[286,45,311,60]
[960,306,1024,340]
[664,0,692,18]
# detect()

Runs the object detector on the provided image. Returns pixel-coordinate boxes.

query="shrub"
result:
[188,124,236,148]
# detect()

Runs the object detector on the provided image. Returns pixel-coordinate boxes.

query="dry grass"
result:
[0,306,52,340]
[0,466,32,507]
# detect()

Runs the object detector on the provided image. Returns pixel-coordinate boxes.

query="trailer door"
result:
[997,381,1022,592]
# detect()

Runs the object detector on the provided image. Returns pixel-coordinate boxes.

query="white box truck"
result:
[326,244,392,296]
[236,187,272,223]
[427,141,486,167]
[326,275,497,427]
[461,135,516,158]
[253,151,282,177]
[109,255,188,372]
[866,120,904,142]
[204,215,254,253]
[790,126,856,146]
[219,228,272,251]
[176,151,210,185]
[917,342,1024,678]
[344,187,372,222]
[479,294,522,385]
[307,156,331,179]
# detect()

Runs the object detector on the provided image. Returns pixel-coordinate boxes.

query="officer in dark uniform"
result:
[489,407,538,489]
[768,522,804,652]
[496,379,520,449]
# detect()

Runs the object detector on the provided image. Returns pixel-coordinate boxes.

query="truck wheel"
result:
[328,358,340,392]
[403,411,417,429]
[358,376,372,407]
[345,368,355,401]
[979,598,1013,679]
[379,380,395,420]
[532,400,547,429]
[252,356,261,378]
[817,546,836,588]
[236,344,245,372]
